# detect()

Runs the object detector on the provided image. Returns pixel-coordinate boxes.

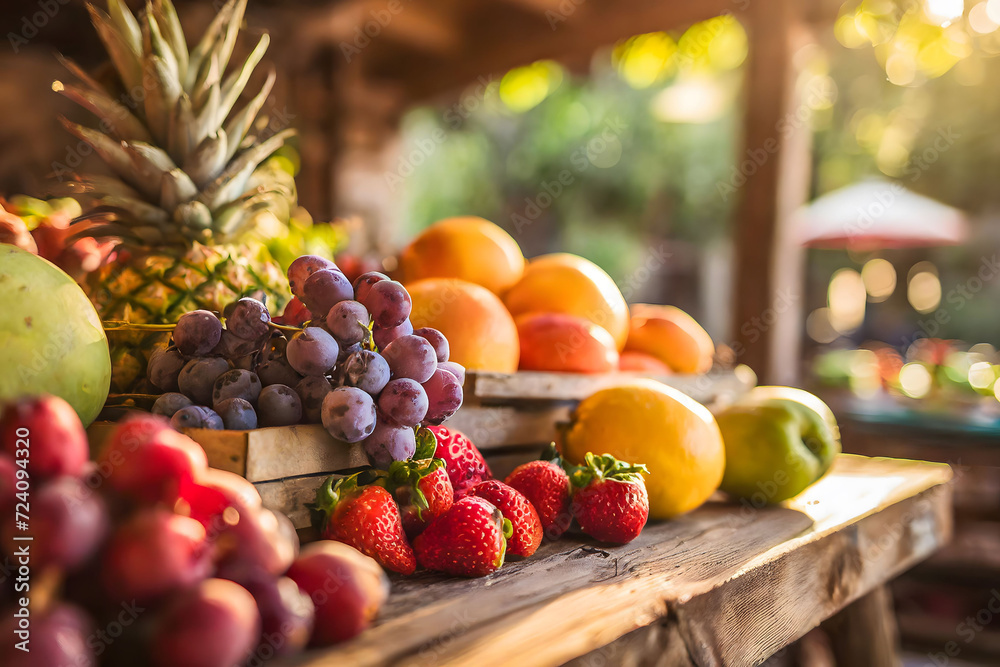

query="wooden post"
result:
[822,585,902,667]
[732,0,812,385]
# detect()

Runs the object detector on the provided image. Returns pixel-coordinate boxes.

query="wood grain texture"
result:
[285,455,952,667]
[467,369,755,405]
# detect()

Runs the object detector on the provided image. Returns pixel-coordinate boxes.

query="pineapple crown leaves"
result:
[54,0,296,249]
[568,452,649,491]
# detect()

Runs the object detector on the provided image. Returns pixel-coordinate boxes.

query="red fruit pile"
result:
[313,427,651,579]
[0,396,389,667]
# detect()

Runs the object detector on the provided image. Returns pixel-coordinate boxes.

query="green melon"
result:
[0,245,111,425]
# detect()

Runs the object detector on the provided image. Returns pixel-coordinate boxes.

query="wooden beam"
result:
[732,0,812,385]
[363,0,739,102]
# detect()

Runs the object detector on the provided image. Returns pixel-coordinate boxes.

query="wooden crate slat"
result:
[444,405,569,449]
[242,425,366,482]
[466,368,754,404]
[256,472,332,529]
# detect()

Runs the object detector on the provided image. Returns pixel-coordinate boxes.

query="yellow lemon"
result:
[561,379,725,519]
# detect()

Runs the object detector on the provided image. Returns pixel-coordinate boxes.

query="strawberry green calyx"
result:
[539,442,565,466]
[308,469,378,530]
[569,452,649,490]
[387,457,445,520]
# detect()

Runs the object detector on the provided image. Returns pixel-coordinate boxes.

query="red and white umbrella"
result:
[797,179,969,249]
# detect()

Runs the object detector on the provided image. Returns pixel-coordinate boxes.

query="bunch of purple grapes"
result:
[146,255,465,469]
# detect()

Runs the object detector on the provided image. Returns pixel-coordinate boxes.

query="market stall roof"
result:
[797,179,969,250]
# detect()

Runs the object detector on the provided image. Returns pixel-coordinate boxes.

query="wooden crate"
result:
[87,368,754,528]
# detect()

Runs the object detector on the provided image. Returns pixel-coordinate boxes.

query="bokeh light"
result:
[828,268,868,333]
[499,61,564,112]
[899,362,934,398]
[861,258,897,301]
[924,0,965,26]
[651,77,728,123]
[907,261,942,313]
[807,307,840,343]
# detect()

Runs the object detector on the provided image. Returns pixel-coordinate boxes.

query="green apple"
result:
[715,386,841,504]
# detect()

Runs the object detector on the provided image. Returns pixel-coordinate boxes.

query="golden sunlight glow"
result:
[828,268,867,333]
[907,262,942,313]
[899,362,933,398]
[861,258,897,302]
[970,2,999,32]
[924,0,965,25]
[499,61,563,113]
[968,361,996,390]
[651,77,728,123]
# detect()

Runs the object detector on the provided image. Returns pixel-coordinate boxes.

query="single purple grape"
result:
[352,271,389,303]
[256,359,303,388]
[257,385,303,427]
[382,335,437,383]
[437,361,466,385]
[148,347,187,392]
[173,310,223,357]
[362,422,415,469]
[378,378,428,427]
[412,327,449,363]
[226,298,271,341]
[211,329,261,360]
[340,350,391,396]
[178,357,231,405]
[361,280,411,329]
[212,369,262,407]
[215,398,258,430]
[301,269,353,315]
[321,387,377,443]
[170,405,224,430]
[285,327,339,377]
[151,392,194,418]
[287,255,336,299]
[325,300,371,347]
[421,368,464,425]
[373,319,412,352]
[296,376,334,424]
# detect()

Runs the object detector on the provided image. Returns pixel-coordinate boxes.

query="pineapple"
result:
[53,0,297,391]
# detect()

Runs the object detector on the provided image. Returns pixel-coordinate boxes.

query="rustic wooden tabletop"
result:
[287,454,953,667]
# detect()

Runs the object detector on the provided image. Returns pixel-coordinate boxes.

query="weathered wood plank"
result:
[445,405,570,449]
[467,369,754,405]
[255,472,332,529]
[287,455,952,667]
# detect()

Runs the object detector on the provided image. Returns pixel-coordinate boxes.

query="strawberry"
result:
[569,453,649,544]
[389,458,454,539]
[470,480,542,557]
[426,426,492,498]
[413,496,512,577]
[312,474,416,575]
[505,460,572,540]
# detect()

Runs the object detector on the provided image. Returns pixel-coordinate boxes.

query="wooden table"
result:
[289,455,953,667]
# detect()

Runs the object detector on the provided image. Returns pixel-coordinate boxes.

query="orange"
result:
[502,253,629,351]
[625,304,714,374]
[407,278,519,373]
[560,380,725,519]
[515,313,618,374]
[398,217,525,295]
